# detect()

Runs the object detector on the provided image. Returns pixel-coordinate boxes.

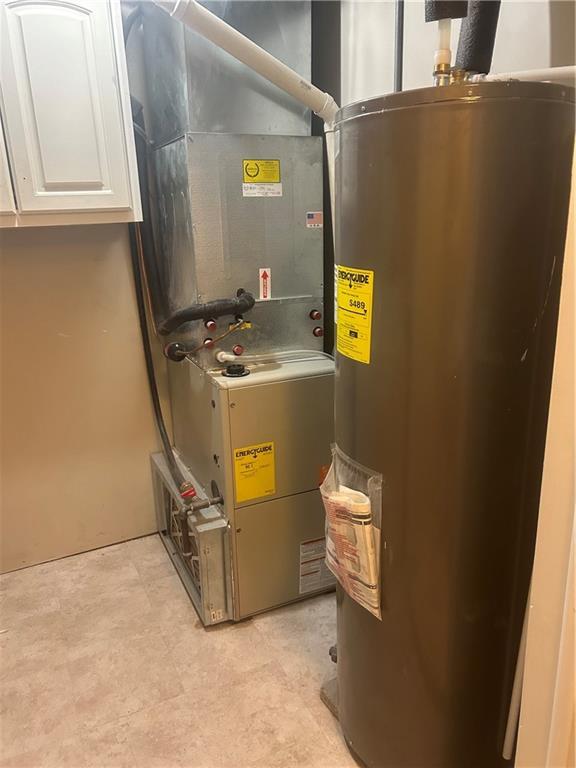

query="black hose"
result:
[124,4,196,557]
[455,0,501,74]
[394,0,405,92]
[131,106,169,328]
[124,13,186,491]
[424,0,468,22]
[158,291,256,336]
[123,7,185,489]
[129,225,186,489]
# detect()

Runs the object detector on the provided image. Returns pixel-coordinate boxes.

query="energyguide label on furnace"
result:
[336,265,374,364]
[234,441,276,503]
[242,159,282,198]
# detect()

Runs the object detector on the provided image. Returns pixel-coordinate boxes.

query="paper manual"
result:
[322,484,381,619]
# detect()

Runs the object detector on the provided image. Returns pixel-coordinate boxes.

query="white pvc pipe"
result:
[153,0,339,126]
[482,66,576,84]
[215,349,334,364]
[324,127,336,233]
[435,18,452,69]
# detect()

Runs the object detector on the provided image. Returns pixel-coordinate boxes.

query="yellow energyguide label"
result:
[242,159,281,184]
[336,265,374,364]
[234,441,276,503]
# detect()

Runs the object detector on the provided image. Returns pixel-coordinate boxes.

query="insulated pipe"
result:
[455,0,501,75]
[424,0,467,22]
[153,0,338,125]
[158,291,255,336]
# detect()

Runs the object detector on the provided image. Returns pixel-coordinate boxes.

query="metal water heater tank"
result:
[333,81,574,767]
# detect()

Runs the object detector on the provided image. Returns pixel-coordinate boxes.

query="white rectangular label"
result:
[299,537,336,595]
[242,183,283,198]
[259,268,272,301]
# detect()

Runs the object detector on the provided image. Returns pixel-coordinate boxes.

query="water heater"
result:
[333,81,574,767]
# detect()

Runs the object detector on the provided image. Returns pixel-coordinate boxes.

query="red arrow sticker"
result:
[259,268,271,301]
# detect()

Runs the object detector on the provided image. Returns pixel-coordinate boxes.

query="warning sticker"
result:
[336,265,374,365]
[242,159,282,198]
[259,268,271,300]
[299,537,336,594]
[243,159,281,183]
[234,441,276,503]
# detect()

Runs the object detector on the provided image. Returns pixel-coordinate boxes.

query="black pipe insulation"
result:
[424,0,468,22]
[455,0,501,74]
[158,291,256,336]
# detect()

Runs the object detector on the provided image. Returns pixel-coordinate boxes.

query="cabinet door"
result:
[0,0,134,213]
[0,114,15,214]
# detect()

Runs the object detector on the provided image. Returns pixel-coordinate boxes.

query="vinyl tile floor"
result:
[0,535,358,768]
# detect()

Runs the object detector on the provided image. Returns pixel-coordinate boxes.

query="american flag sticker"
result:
[306,211,324,229]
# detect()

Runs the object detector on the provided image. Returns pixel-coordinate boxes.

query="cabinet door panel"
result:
[0,0,132,212]
[0,116,15,214]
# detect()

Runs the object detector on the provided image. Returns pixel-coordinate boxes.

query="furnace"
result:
[149,130,334,623]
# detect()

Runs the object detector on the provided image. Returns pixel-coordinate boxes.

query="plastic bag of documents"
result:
[320,445,382,619]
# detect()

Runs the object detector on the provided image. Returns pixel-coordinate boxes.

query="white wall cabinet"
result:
[0,115,16,216]
[0,0,140,227]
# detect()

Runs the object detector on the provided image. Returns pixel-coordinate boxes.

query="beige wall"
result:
[0,225,160,572]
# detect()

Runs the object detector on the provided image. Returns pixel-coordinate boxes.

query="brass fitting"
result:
[450,68,468,83]
[433,62,452,86]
